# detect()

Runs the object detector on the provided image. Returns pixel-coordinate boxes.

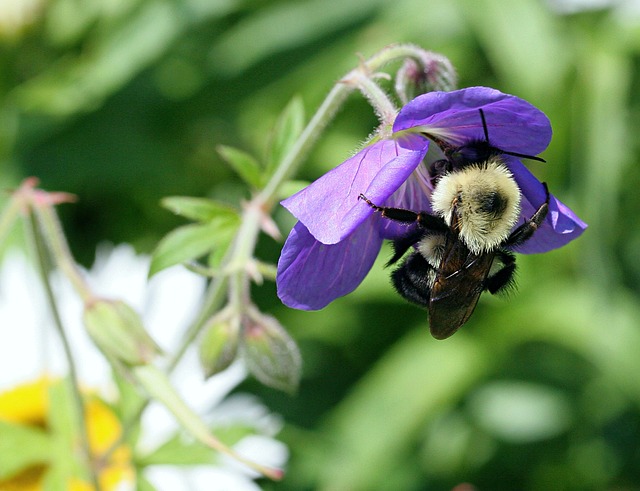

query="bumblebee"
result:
[360,110,549,339]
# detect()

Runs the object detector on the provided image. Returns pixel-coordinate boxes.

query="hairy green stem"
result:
[34,203,93,303]
[134,364,283,480]
[108,43,447,476]
[0,190,21,248]
[26,212,103,491]
[168,44,444,369]
[257,43,429,207]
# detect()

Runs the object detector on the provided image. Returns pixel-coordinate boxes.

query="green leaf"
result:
[136,475,159,491]
[0,421,51,479]
[207,242,229,270]
[112,370,145,442]
[314,332,489,491]
[138,433,217,466]
[131,364,285,481]
[149,217,239,276]
[161,196,239,223]
[138,419,260,467]
[265,96,305,179]
[217,145,263,189]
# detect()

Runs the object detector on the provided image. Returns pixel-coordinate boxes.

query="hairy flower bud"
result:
[240,310,301,393]
[395,52,457,104]
[83,299,160,366]
[199,314,240,378]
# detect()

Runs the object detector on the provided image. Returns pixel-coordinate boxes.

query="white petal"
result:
[0,252,48,387]
[224,435,289,478]
[143,265,206,349]
[145,465,261,491]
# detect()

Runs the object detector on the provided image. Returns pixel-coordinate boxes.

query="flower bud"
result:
[199,314,240,378]
[240,310,301,393]
[395,51,457,104]
[83,299,160,366]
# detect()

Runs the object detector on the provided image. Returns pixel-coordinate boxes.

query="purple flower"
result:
[277,87,587,310]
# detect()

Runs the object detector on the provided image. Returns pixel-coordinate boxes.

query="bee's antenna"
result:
[479,108,546,163]
[479,108,490,143]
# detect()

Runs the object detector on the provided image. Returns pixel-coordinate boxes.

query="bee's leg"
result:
[504,183,550,247]
[484,250,516,294]
[358,194,448,231]
[387,228,428,266]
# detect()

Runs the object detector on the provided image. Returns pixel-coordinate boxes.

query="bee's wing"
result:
[428,236,494,339]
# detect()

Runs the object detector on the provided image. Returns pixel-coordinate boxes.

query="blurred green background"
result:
[2,0,640,489]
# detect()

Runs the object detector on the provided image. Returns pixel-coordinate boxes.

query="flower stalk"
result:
[164,45,465,393]
[29,190,93,303]
[2,45,489,483]
[342,68,397,130]
[133,364,284,480]
[257,43,449,207]
[24,198,102,491]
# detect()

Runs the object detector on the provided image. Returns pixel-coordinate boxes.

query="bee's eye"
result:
[452,142,493,166]
[428,159,452,185]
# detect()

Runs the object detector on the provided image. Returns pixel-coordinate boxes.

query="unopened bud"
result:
[84,299,160,365]
[240,310,301,393]
[199,314,240,378]
[395,52,457,104]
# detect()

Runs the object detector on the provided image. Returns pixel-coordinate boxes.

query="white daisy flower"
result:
[0,244,288,491]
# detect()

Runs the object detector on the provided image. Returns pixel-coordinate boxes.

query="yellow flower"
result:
[0,247,287,490]
[0,377,134,491]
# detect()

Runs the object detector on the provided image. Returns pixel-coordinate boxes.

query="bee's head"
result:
[431,157,522,254]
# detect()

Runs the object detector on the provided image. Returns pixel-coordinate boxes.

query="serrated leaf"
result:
[217,145,263,189]
[150,217,239,276]
[0,421,51,479]
[265,96,305,179]
[161,196,239,223]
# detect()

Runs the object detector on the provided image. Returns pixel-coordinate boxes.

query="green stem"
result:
[108,43,446,474]
[26,212,103,491]
[227,202,262,308]
[258,43,430,207]
[167,274,228,372]
[33,203,93,303]
[346,69,398,128]
[167,44,442,367]
[134,364,283,480]
[257,82,349,207]
[0,190,21,248]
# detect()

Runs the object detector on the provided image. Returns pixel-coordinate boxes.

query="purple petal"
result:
[507,157,587,253]
[394,87,552,157]
[276,220,383,310]
[281,138,428,245]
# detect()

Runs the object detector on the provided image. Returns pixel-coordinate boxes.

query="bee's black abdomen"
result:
[391,252,434,307]
[485,250,517,294]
